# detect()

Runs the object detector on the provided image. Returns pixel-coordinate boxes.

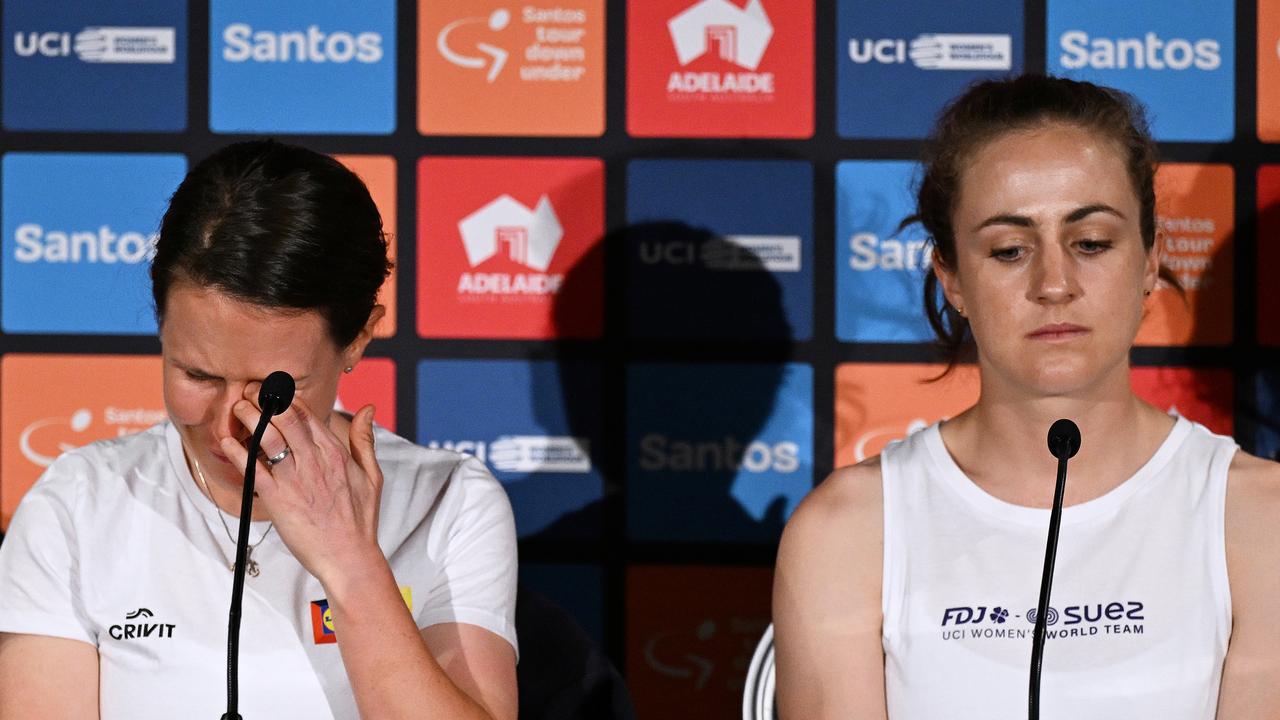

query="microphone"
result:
[1029,419,1080,720]
[222,370,295,720]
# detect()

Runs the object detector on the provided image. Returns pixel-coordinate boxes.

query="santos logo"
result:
[848,34,1012,71]
[640,235,801,272]
[667,0,775,95]
[19,406,165,466]
[848,232,931,272]
[638,434,799,473]
[222,23,383,63]
[456,194,564,297]
[427,436,591,474]
[1058,31,1220,70]
[13,223,155,265]
[13,27,176,64]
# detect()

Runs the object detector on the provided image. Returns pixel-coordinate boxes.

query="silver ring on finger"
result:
[265,447,292,467]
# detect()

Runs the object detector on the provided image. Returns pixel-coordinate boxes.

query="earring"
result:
[343,366,354,374]
[1144,289,1152,296]
[955,305,966,317]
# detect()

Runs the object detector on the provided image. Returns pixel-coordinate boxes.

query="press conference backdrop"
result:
[1,0,1277,717]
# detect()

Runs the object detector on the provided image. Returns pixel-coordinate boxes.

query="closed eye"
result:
[1076,239,1113,254]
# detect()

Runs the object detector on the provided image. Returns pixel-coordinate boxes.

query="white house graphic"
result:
[457,194,563,271]
[667,0,773,70]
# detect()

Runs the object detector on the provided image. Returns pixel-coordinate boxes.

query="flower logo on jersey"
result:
[668,0,773,70]
[436,9,512,82]
[990,607,1009,624]
[458,194,564,272]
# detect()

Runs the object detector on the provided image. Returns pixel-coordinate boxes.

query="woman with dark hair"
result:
[773,75,1280,717]
[0,141,518,719]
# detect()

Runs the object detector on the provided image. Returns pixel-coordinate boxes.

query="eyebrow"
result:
[972,203,1128,232]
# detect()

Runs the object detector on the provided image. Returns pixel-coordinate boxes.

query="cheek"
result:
[163,376,214,427]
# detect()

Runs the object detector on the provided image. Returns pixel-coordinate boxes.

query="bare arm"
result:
[1217,452,1280,718]
[773,460,887,719]
[0,634,98,720]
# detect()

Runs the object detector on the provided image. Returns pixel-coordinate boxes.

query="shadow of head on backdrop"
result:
[533,221,796,544]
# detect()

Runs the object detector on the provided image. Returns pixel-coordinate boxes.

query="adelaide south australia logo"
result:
[666,0,775,98]
[455,194,564,300]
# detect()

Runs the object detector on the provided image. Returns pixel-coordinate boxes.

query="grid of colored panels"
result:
[1,2,1274,718]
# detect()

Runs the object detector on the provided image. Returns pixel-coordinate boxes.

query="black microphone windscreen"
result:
[1047,418,1081,459]
[259,371,295,416]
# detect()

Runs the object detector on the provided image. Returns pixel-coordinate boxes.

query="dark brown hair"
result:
[152,140,392,348]
[916,74,1162,369]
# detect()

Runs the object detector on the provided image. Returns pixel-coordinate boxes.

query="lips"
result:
[1027,323,1089,341]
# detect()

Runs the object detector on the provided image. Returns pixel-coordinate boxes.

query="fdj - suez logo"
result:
[455,194,565,299]
[640,235,802,272]
[939,601,1146,641]
[427,436,591,474]
[666,0,776,96]
[13,27,176,64]
[12,223,156,265]
[848,34,1012,71]
[1058,31,1220,70]
[108,608,175,641]
[638,434,800,473]
[221,24,383,63]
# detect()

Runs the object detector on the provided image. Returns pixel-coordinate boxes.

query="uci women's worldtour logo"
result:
[1047,0,1233,141]
[418,360,604,538]
[417,157,603,339]
[209,0,395,133]
[1,355,164,530]
[628,0,812,137]
[2,153,186,334]
[940,601,1146,642]
[2,0,187,131]
[835,0,1022,139]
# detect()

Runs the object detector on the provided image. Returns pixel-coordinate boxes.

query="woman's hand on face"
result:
[218,387,385,587]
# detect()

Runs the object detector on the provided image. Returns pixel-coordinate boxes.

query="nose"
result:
[211,382,250,445]
[1028,242,1081,305]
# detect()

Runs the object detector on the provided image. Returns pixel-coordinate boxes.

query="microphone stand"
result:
[1029,419,1080,720]
[220,371,294,720]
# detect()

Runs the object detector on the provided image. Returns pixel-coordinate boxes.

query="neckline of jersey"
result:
[921,414,1192,527]
[164,421,276,536]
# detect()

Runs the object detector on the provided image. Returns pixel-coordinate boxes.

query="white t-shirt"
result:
[0,422,518,719]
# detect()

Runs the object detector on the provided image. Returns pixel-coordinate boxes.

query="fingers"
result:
[218,436,278,499]
[349,405,383,492]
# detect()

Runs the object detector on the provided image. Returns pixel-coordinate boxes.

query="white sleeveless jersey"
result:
[880,416,1234,719]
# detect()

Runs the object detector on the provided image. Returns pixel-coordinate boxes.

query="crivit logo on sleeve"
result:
[417,157,603,339]
[209,0,395,133]
[836,0,1022,139]
[834,363,977,467]
[417,360,603,539]
[2,153,187,335]
[1130,366,1233,436]
[627,363,812,543]
[2,1,186,131]
[1047,0,1234,141]
[625,159,812,341]
[419,2,604,136]
[836,161,936,342]
[1135,164,1234,347]
[1,355,164,530]
[627,0,813,138]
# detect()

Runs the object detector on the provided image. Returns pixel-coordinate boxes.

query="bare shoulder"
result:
[776,456,883,591]
[1226,449,1280,524]
[785,457,883,538]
